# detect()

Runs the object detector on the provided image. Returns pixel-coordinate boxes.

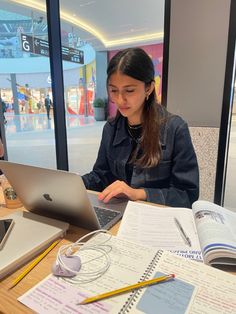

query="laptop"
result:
[0,211,69,280]
[0,161,126,230]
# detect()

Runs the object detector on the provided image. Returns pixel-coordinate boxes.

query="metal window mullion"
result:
[46,0,68,170]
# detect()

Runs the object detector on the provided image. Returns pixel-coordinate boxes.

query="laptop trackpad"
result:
[87,193,128,214]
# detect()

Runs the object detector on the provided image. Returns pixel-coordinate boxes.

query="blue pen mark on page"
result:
[136,272,194,314]
[171,250,203,262]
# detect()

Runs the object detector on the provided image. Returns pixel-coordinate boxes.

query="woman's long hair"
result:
[107,48,162,168]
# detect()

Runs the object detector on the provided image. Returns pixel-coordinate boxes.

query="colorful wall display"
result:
[66,60,96,116]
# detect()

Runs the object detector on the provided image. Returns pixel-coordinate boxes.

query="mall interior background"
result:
[0,0,235,211]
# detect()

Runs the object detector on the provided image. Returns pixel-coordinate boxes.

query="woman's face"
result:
[108,72,148,125]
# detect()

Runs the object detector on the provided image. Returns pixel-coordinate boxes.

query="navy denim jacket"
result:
[82,110,199,208]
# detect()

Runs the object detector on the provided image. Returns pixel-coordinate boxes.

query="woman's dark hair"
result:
[107,47,162,167]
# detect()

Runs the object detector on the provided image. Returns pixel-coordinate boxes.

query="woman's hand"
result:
[98,180,147,203]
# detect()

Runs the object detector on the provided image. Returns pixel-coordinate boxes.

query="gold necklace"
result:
[127,123,142,143]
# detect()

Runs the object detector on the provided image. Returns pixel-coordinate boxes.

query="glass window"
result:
[0,1,165,172]
[0,2,56,168]
[223,43,236,211]
[59,0,165,174]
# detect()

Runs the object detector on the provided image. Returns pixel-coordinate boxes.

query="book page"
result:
[18,234,159,314]
[117,201,202,261]
[192,200,236,264]
[128,251,236,314]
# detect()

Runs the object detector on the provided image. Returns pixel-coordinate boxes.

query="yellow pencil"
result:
[9,239,60,289]
[80,273,175,305]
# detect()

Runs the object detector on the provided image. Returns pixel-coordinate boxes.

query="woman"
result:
[82,48,199,207]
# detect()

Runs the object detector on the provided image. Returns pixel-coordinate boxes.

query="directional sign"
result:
[21,34,34,53]
[34,37,49,57]
[62,46,84,64]
[21,33,84,64]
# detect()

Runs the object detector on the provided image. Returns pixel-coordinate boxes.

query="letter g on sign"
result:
[22,35,30,52]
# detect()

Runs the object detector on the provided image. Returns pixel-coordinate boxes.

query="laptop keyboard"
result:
[94,206,121,228]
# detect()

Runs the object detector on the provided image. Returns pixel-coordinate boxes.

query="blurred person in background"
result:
[44,95,52,120]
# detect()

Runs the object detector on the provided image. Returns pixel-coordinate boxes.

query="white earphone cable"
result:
[55,229,112,283]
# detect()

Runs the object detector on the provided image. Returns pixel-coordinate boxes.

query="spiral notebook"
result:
[19,234,236,314]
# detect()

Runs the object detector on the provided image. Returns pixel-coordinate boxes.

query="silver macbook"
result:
[0,161,126,230]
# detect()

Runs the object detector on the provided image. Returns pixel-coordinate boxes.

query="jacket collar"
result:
[113,116,130,146]
[112,106,170,147]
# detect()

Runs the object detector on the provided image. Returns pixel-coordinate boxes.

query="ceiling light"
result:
[80,1,96,7]
[9,0,163,48]
[105,33,163,48]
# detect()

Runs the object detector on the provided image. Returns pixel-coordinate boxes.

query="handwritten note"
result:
[117,201,202,260]
[171,250,202,262]
[153,251,236,314]
[137,271,195,314]
[19,234,158,313]
[19,275,112,314]
[18,235,236,314]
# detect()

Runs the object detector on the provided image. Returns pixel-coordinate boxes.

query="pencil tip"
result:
[8,285,14,290]
[79,301,86,305]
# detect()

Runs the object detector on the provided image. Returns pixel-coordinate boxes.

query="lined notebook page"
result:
[123,251,236,314]
[19,235,236,313]
[18,234,160,314]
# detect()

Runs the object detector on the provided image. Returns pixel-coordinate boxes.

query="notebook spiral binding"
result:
[118,250,163,314]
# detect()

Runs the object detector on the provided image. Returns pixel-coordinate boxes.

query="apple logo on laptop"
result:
[43,193,53,202]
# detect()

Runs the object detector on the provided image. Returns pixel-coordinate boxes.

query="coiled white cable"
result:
[55,229,112,283]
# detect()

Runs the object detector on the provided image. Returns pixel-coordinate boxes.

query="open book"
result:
[19,234,236,314]
[117,200,236,266]
[192,200,236,266]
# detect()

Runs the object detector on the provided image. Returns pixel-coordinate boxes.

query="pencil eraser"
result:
[52,255,81,277]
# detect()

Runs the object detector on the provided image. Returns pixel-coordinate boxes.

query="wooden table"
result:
[0,187,121,313]
[1,185,235,313]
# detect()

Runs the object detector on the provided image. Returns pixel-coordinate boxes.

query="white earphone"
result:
[52,229,112,284]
